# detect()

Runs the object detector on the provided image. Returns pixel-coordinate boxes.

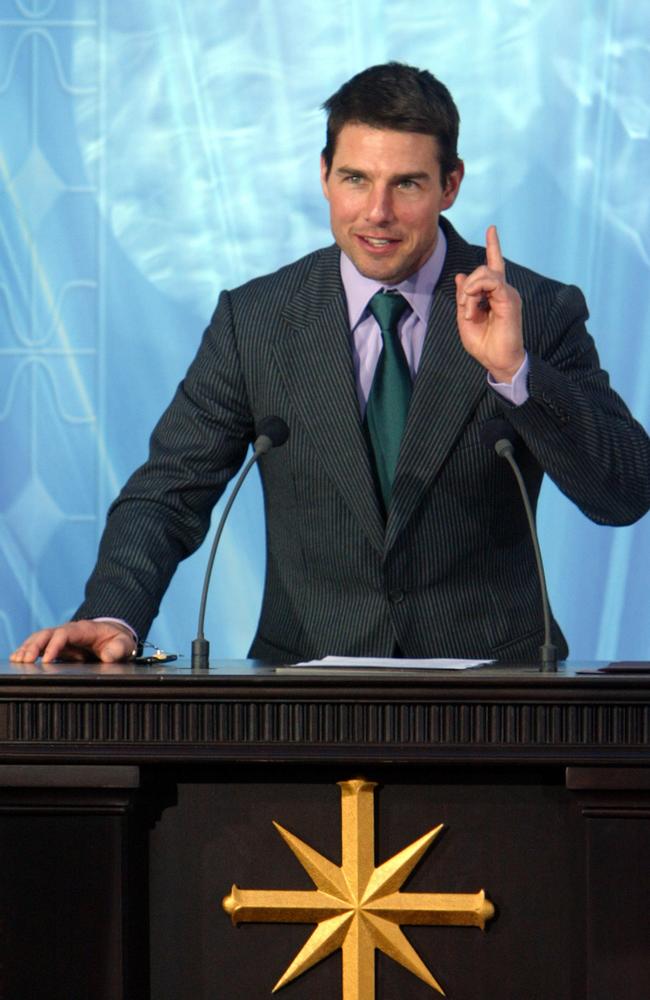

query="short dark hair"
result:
[321,62,461,183]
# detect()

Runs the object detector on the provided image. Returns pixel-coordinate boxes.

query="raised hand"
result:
[10,619,136,664]
[454,225,525,383]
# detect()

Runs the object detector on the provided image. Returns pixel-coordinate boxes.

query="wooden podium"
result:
[0,658,649,1000]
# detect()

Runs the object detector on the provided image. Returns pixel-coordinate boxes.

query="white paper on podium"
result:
[290,656,494,670]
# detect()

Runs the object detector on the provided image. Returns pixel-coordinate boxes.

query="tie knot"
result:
[368,291,409,333]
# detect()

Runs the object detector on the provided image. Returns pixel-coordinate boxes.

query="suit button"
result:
[389,589,405,604]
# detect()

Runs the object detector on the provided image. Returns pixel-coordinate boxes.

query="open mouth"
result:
[357,235,400,250]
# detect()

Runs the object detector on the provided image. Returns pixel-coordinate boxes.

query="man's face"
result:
[321,124,463,284]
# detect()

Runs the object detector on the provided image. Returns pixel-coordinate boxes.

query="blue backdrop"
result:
[1,0,648,660]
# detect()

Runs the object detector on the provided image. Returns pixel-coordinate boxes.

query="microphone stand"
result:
[494,436,558,671]
[191,418,289,671]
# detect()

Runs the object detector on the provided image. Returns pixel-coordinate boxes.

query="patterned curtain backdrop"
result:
[1,0,648,659]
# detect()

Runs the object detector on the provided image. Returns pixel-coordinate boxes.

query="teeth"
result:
[365,237,391,246]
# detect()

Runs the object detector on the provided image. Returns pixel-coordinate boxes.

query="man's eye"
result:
[344,175,363,184]
[398,179,417,190]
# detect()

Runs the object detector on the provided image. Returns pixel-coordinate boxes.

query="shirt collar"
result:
[340,226,447,330]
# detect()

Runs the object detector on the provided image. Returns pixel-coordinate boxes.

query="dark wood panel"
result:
[0,772,150,1000]
[148,766,585,1000]
[566,766,650,790]
[585,816,650,1000]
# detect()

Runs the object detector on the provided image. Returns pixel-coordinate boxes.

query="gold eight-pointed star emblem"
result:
[223,778,494,998]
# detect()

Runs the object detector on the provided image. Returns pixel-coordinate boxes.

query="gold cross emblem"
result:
[222,778,495,998]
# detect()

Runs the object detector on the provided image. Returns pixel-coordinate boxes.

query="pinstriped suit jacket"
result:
[76,219,650,661]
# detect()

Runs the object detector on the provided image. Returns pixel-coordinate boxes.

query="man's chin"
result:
[348,252,412,285]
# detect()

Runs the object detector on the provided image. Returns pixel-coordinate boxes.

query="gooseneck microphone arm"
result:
[481,418,558,671]
[191,417,290,670]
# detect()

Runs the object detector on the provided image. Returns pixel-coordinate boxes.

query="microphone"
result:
[252,415,290,454]
[191,417,290,670]
[479,417,517,458]
[480,418,558,671]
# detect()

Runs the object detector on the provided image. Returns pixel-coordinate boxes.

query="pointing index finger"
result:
[485,224,505,274]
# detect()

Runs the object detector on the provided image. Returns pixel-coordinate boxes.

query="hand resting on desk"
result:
[10,620,135,664]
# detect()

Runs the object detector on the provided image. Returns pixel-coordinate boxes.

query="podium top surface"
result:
[0,658,649,691]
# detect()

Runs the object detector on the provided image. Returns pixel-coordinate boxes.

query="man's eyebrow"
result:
[392,171,432,183]
[334,165,369,177]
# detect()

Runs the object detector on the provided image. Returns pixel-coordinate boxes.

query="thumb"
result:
[98,634,135,663]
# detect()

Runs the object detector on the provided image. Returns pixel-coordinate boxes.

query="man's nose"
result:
[364,185,394,224]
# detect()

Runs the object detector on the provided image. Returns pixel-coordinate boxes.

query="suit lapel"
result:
[273,247,385,554]
[385,221,487,551]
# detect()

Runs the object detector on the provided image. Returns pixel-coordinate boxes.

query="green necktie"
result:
[365,291,412,510]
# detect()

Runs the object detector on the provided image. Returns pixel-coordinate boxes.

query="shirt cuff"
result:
[93,617,138,644]
[487,353,530,406]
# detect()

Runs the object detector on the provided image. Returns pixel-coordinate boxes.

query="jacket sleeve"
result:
[74,290,254,638]
[504,280,650,525]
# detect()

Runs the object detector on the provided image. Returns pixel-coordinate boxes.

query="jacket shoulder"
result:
[227,245,340,313]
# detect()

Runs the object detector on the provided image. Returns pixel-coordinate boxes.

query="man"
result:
[11,63,650,665]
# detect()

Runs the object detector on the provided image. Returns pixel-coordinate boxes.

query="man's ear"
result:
[320,154,331,201]
[441,159,464,211]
